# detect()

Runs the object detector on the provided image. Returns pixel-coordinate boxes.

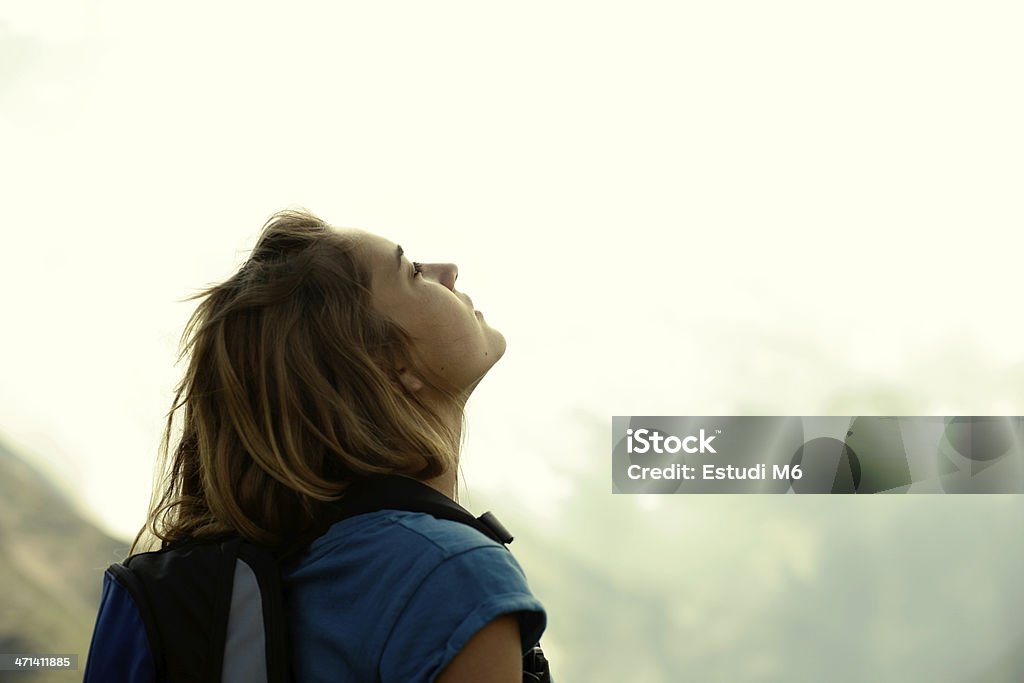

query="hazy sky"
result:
[2,0,1022,539]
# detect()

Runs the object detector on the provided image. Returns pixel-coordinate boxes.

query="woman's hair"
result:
[132,208,464,553]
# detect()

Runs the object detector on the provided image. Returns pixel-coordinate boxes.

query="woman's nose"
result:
[426,262,458,291]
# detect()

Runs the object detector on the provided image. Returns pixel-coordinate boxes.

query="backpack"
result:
[83,475,552,682]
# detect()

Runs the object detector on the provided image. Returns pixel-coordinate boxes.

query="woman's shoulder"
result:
[282,508,547,681]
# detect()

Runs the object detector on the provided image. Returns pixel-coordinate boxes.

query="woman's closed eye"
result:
[412,261,424,277]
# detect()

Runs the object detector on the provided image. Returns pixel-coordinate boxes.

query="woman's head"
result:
[350,228,506,398]
[136,208,503,551]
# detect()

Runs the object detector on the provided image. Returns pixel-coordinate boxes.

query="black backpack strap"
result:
[337,475,514,544]
[236,542,291,683]
[276,475,514,563]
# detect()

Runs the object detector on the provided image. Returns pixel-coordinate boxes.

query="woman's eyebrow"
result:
[395,244,404,270]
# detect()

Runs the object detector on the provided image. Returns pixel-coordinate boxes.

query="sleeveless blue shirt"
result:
[281,508,547,683]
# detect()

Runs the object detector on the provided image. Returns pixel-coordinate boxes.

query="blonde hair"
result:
[133,208,464,553]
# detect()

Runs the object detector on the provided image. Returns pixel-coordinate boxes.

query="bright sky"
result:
[2,0,1022,539]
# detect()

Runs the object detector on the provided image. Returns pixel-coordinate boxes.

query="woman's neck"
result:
[418,388,468,502]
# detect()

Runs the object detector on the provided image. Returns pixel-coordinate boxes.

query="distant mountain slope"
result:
[0,435,129,682]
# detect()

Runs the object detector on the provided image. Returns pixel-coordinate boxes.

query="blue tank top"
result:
[281,508,547,683]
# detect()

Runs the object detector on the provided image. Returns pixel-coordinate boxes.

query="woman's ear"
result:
[392,367,424,396]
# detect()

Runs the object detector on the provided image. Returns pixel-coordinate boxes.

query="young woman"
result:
[135,208,547,682]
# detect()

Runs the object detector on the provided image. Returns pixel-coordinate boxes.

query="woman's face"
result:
[349,229,506,395]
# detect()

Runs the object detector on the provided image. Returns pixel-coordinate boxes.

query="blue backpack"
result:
[83,475,552,682]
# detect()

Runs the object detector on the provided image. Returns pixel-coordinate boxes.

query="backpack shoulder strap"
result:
[234,542,291,682]
[275,475,515,563]
[339,475,514,544]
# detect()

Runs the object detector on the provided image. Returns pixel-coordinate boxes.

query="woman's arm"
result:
[435,613,522,683]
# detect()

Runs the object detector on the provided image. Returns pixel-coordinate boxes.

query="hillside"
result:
[0,437,128,682]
